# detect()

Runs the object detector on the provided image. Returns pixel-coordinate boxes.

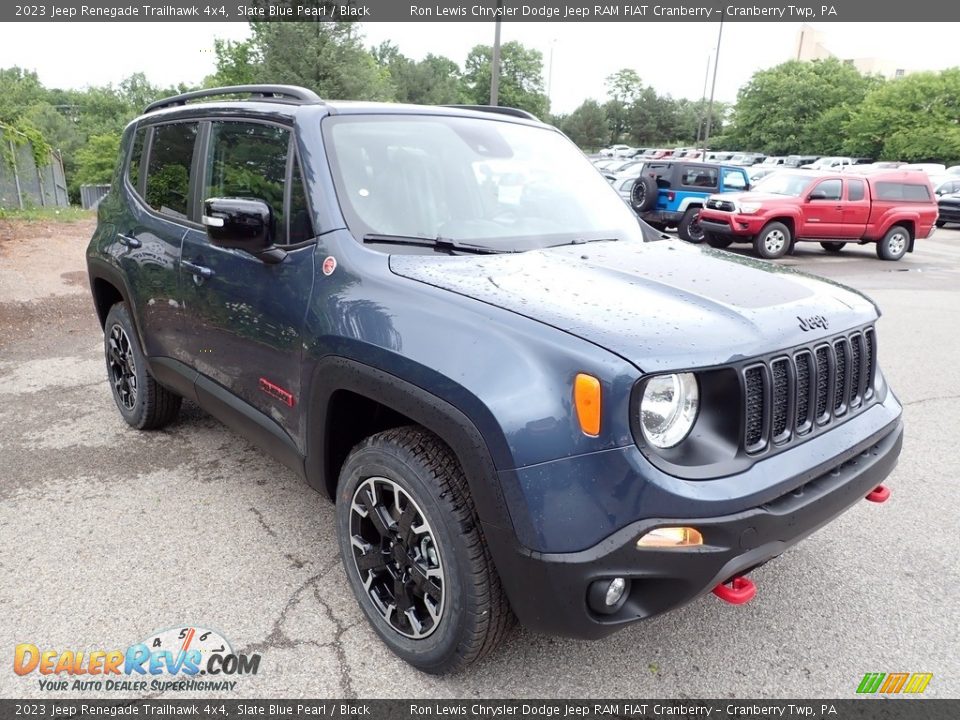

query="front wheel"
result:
[103,303,181,429]
[336,427,513,674]
[820,241,846,253]
[753,222,792,259]
[706,233,733,249]
[876,226,909,261]
[677,208,706,243]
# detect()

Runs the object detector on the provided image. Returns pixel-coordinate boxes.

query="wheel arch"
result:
[304,356,515,535]
[87,259,146,345]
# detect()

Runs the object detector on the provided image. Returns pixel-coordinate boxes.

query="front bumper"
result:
[485,412,903,639]
[699,211,766,237]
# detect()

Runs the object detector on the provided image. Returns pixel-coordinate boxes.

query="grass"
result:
[0,206,94,223]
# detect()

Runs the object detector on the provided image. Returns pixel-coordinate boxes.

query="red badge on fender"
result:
[322,256,337,276]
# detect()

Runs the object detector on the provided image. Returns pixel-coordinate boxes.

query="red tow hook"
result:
[712,575,756,605]
[865,484,891,504]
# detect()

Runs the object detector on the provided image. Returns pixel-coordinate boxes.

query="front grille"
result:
[706,198,736,212]
[742,327,877,453]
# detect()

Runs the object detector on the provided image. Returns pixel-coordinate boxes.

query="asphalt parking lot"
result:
[1,218,958,699]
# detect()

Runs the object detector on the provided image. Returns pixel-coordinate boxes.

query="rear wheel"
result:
[103,303,181,430]
[336,427,513,674]
[935,220,945,228]
[820,241,846,253]
[677,208,706,243]
[876,226,909,261]
[753,222,792,259]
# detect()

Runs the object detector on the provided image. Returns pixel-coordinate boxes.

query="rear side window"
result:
[127,128,146,192]
[847,179,865,201]
[681,166,718,188]
[145,123,198,220]
[205,121,291,244]
[874,182,931,202]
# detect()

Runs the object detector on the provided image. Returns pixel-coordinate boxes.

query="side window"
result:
[127,128,146,192]
[681,165,718,188]
[847,179,865,201]
[205,121,291,245]
[874,182,931,202]
[722,169,747,190]
[810,179,842,201]
[288,155,314,245]
[145,123,198,220]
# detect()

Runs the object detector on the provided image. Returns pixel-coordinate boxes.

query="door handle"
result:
[181,260,214,279]
[118,233,141,248]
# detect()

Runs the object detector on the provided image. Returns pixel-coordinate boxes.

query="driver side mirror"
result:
[202,198,286,264]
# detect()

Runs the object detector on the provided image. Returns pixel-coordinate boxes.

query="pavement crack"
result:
[312,567,357,699]
[248,506,278,538]
[903,393,960,408]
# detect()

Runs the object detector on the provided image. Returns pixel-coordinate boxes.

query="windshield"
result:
[322,114,644,251]
[752,173,816,197]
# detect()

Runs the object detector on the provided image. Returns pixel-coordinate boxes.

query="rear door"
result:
[178,119,316,441]
[802,178,844,238]
[840,178,870,237]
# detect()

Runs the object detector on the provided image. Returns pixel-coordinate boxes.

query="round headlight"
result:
[640,373,699,449]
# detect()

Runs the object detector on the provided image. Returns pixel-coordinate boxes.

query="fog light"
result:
[587,577,631,615]
[606,577,626,606]
[636,526,703,548]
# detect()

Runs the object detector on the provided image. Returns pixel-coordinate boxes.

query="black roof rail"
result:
[444,104,539,121]
[144,85,323,114]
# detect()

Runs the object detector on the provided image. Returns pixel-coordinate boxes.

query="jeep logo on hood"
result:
[798,314,829,332]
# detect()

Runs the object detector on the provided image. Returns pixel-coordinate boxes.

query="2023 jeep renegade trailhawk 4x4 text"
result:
[87,86,903,673]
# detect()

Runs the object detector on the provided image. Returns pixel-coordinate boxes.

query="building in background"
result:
[793,24,909,78]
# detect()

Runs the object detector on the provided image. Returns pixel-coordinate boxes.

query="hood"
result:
[713,192,799,205]
[389,240,878,373]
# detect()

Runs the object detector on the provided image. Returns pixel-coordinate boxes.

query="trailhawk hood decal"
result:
[389,240,878,373]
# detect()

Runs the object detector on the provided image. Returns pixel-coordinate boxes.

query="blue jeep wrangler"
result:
[631,160,751,242]
[87,86,902,673]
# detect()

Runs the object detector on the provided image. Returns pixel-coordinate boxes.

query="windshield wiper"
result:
[363,234,512,255]
[547,237,620,248]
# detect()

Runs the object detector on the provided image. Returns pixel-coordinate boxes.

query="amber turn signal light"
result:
[636,526,704,548]
[574,373,601,436]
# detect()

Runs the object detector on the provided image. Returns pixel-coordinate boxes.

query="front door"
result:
[802,178,844,238]
[178,119,316,442]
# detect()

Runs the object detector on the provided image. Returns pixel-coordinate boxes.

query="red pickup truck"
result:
[698,170,938,260]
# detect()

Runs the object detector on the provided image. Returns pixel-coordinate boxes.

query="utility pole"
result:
[695,53,711,147]
[490,0,503,106]
[703,11,724,150]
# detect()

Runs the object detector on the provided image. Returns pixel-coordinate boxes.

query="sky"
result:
[1,21,958,114]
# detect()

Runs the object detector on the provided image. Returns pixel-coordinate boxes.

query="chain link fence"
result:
[0,125,70,210]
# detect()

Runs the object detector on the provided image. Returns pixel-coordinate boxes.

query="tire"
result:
[677,208,706,243]
[336,426,514,674]
[753,222,792,259]
[820,241,846,253]
[630,175,658,212]
[935,220,945,228]
[876,225,910,261]
[645,221,667,232]
[103,303,181,430]
[706,233,733,249]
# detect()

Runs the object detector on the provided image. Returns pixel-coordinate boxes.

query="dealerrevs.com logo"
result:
[14,626,261,692]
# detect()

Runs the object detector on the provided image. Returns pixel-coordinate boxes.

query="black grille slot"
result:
[795,351,811,432]
[815,346,830,420]
[737,326,876,454]
[771,358,789,440]
[849,334,862,407]
[744,366,765,449]
[833,340,847,412]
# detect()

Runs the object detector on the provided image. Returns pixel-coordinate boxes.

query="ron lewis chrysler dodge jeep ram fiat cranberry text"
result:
[86,86,903,673]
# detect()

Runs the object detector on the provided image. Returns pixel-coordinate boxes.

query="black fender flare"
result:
[86,257,146,350]
[303,356,516,535]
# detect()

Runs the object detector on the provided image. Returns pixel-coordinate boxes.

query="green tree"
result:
[561,100,608,150]
[723,58,880,154]
[372,42,465,105]
[207,38,260,87]
[843,69,960,163]
[462,41,549,118]
[247,22,392,100]
[73,133,121,187]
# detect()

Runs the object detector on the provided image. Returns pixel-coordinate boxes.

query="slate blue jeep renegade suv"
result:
[87,86,903,673]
